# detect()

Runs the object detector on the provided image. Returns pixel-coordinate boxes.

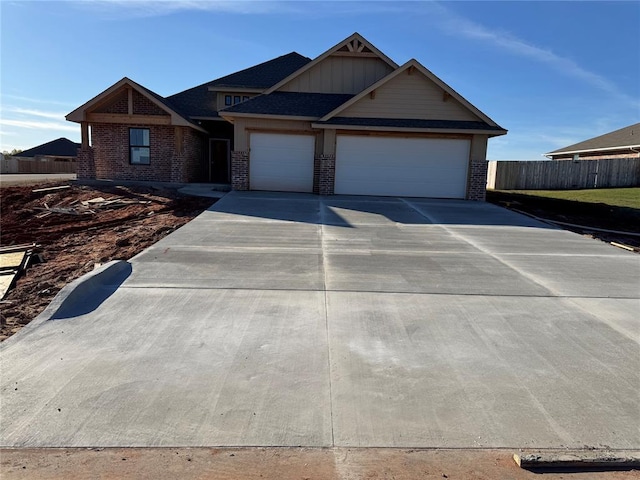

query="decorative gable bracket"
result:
[339,38,371,53]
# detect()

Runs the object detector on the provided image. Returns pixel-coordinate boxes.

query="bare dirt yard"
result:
[2,447,638,480]
[0,182,214,341]
[487,189,640,252]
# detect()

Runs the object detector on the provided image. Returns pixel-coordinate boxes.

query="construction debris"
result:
[32,185,71,193]
[610,241,637,252]
[0,243,37,300]
[1,182,214,340]
[513,451,640,470]
[31,196,152,218]
[80,197,151,209]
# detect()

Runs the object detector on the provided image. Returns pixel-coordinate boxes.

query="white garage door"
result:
[250,133,315,192]
[335,136,470,198]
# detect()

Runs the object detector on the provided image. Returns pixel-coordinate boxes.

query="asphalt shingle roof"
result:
[547,123,640,154]
[221,92,354,118]
[16,138,80,158]
[209,52,311,89]
[167,52,311,118]
[315,117,505,131]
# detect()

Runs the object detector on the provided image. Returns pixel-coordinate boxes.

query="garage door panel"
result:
[250,133,315,193]
[335,136,470,198]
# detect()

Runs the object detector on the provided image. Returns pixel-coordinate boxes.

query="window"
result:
[130,128,150,165]
[243,96,250,102]
[233,95,241,105]
[224,95,232,106]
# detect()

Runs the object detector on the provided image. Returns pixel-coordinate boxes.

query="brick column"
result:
[76,147,95,180]
[467,159,488,201]
[467,134,488,201]
[231,150,249,190]
[170,155,186,183]
[316,154,336,195]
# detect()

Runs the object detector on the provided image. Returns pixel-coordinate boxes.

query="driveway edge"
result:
[0,260,131,348]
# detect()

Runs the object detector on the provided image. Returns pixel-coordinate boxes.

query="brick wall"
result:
[467,158,488,201]
[316,154,335,195]
[170,128,203,183]
[95,90,128,114]
[93,88,168,117]
[231,150,249,190]
[132,90,167,116]
[77,147,95,179]
[90,124,202,182]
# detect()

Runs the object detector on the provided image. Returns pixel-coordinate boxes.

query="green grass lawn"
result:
[496,188,640,210]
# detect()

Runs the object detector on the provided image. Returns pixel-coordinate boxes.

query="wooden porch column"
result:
[81,122,90,148]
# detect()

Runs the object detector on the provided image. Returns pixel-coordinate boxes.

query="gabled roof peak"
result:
[319,58,504,130]
[264,32,398,95]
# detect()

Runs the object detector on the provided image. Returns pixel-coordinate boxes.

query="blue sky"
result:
[1,0,639,159]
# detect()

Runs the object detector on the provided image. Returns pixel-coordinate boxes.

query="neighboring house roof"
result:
[546,123,640,156]
[313,117,504,132]
[15,138,80,158]
[166,52,312,118]
[220,92,354,118]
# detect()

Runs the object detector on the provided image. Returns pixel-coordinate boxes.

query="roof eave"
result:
[545,145,640,156]
[311,123,507,136]
[207,86,267,93]
[220,112,318,122]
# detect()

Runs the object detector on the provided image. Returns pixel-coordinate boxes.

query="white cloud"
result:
[428,2,639,107]
[72,0,410,19]
[72,0,289,18]
[2,94,77,107]
[0,119,78,133]
[4,107,68,121]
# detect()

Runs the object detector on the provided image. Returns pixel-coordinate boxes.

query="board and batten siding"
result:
[340,71,479,121]
[279,56,394,94]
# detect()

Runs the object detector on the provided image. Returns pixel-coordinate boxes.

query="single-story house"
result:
[11,137,80,162]
[545,123,640,160]
[66,33,506,200]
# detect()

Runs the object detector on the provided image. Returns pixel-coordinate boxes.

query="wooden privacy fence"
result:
[487,157,640,190]
[1,157,77,174]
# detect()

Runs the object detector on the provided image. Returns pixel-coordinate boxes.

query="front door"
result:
[209,139,230,183]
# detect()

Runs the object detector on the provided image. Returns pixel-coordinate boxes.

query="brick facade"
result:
[231,150,249,190]
[76,87,204,183]
[76,147,95,180]
[315,154,336,195]
[88,124,202,183]
[94,89,167,116]
[466,158,488,201]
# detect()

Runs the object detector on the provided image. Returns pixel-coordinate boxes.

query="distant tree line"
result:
[2,149,23,156]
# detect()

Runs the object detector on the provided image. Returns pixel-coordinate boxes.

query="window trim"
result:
[224,95,232,106]
[129,127,150,165]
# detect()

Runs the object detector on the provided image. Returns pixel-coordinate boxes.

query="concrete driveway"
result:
[1,191,638,448]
